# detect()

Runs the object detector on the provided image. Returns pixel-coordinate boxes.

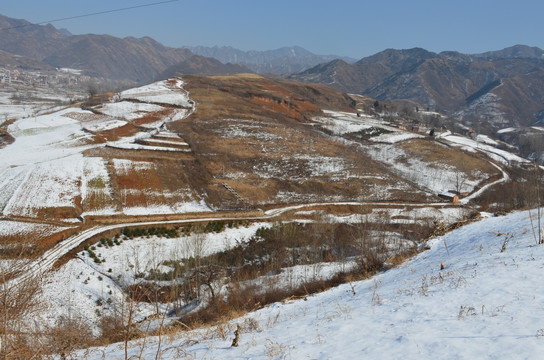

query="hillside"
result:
[0,75,538,358]
[0,14,189,82]
[0,74,518,256]
[43,35,193,82]
[74,209,544,359]
[0,14,67,59]
[1,12,543,138]
[0,49,54,71]
[0,14,351,82]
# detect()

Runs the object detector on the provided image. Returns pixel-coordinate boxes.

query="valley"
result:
[0,4,542,358]
[0,67,539,359]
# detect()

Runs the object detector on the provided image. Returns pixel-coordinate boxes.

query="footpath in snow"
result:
[77,209,544,359]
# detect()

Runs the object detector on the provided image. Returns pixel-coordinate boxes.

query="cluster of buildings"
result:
[0,67,90,88]
[0,68,12,84]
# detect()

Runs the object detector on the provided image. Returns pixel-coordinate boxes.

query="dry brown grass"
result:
[0,117,15,148]
[165,75,434,208]
[180,269,371,330]
[401,138,499,177]
[0,225,79,259]
[386,246,419,267]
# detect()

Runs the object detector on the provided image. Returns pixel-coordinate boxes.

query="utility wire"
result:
[0,0,180,31]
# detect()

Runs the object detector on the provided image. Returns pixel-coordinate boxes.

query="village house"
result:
[438,192,460,203]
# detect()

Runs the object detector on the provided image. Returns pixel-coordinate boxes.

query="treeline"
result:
[119,220,249,240]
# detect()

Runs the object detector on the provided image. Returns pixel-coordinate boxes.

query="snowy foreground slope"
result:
[77,210,544,359]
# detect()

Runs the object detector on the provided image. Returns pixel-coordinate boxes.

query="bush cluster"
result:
[83,245,103,264]
[351,126,392,139]
[121,226,178,239]
[204,220,225,233]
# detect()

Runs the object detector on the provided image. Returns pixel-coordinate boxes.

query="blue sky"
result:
[2,0,543,59]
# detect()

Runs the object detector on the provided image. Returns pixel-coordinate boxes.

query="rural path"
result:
[9,149,511,288]
[10,200,459,287]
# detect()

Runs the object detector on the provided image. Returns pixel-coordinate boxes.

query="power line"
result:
[0,0,180,32]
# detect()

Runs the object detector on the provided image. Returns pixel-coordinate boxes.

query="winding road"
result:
[7,151,510,288]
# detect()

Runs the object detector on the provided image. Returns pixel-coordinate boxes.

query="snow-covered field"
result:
[316,110,391,132]
[497,127,516,134]
[76,209,544,359]
[0,78,205,218]
[0,108,96,216]
[438,131,529,165]
[82,119,128,132]
[364,143,487,194]
[369,131,424,143]
[315,110,424,143]
[328,205,469,226]
[39,222,272,331]
[0,220,72,239]
[120,200,210,216]
[314,110,378,134]
[3,108,95,168]
[119,79,192,107]
[0,87,83,120]
[95,101,165,121]
[3,155,83,217]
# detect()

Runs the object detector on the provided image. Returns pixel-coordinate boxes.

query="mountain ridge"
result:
[289,44,544,130]
[186,45,356,74]
[0,13,353,82]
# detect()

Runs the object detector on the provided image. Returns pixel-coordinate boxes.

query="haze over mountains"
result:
[186,45,356,74]
[1,13,544,132]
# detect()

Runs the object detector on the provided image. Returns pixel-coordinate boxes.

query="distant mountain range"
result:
[289,45,544,130]
[185,45,356,74]
[0,14,350,82]
[1,13,543,131]
[159,55,252,78]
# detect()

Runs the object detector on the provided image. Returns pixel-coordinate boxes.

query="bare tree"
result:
[454,171,467,194]
[0,258,45,359]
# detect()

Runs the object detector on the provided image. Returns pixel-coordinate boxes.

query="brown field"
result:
[131,108,175,127]
[98,123,139,141]
[0,221,79,258]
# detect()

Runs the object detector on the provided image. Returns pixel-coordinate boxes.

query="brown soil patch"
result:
[0,224,79,259]
[131,108,174,127]
[0,130,14,149]
[98,123,139,140]
[0,118,15,148]
[84,147,195,161]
